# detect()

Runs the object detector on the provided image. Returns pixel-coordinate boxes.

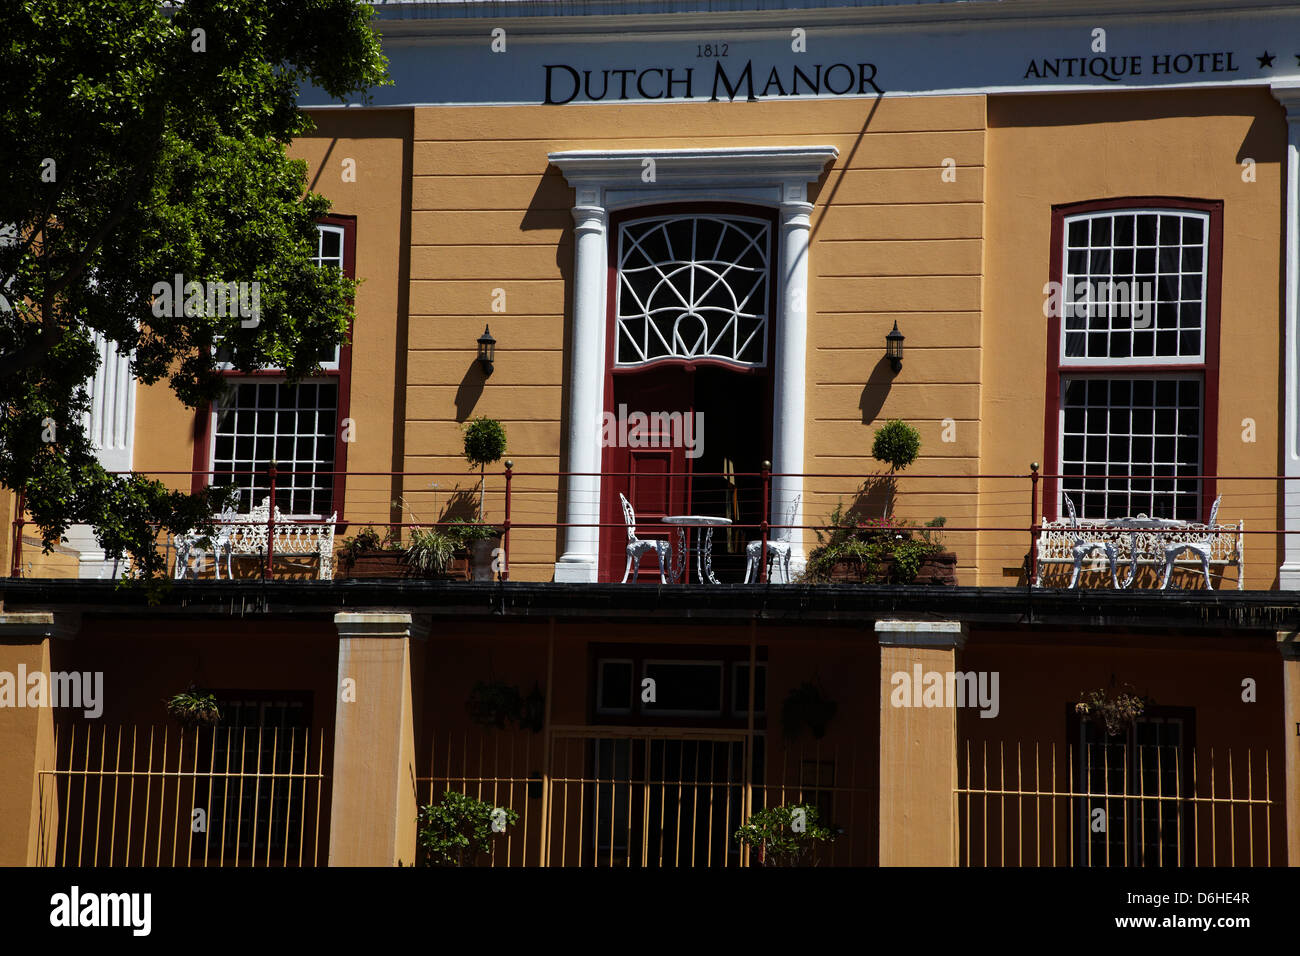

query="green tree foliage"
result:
[871,419,922,472]
[0,0,388,576]
[870,418,922,517]
[417,791,518,867]
[734,803,838,867]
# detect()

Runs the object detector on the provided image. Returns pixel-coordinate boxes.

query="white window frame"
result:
[1059,209,1210,369]
[614,213,772,369]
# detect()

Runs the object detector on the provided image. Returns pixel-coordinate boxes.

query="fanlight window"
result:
[615,215,771,367]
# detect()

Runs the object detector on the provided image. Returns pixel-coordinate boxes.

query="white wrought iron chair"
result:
[174,506,236,580]
[1063,494,1120,589]
[1158,495,1221,590]
[619,493,671,584]
[743,494,801,584]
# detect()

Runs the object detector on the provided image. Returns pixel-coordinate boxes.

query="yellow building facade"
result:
[5,0,1300,871]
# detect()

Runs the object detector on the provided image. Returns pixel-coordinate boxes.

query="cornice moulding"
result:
[549,146,840,188]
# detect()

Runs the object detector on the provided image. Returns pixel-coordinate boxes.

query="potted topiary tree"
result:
[871,418,921,517]
[458,417,507,580]
[463,417,507,520]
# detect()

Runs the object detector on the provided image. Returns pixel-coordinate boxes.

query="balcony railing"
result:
[5,466,1290,588]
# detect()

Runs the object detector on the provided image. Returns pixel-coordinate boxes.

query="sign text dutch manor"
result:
[544,59,883,104]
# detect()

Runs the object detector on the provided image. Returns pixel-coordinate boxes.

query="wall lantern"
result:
[477,324,497,376]
[885,321,905,374]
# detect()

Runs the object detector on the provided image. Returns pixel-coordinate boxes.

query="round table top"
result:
[1112,516,1188,528]
[661,515,733,526]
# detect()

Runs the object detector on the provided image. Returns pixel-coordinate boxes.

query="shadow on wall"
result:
[454,363,487,422]
[437,488,480,524]
[858,354,893,424]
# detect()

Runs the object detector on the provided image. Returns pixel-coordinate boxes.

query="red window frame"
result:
[190,214,356,521]
[1041,197,1222,522]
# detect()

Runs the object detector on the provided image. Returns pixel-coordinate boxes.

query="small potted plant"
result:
[802,505,957,585]
[164,684,222,729]
[734,803,838,867]
[404,527,459,578]
[417,791,519,867]
[337,525,409,578]
[449,519,501,582]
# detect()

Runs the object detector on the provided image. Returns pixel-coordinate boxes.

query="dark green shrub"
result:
[734,803,838,866]
[417,791,518,866]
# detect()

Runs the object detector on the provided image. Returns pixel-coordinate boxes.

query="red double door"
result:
[598,366,768,583]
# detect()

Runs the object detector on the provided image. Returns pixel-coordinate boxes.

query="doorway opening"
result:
[597,205,777,583]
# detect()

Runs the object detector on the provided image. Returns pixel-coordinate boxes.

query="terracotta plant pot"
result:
[827,550,958,585]
[468,536,501,582]
[339,550,462,580]
[340,550,412,579]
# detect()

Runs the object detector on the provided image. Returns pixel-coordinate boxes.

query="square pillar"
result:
[329,612,425,866]
[876,619,967,867]
[0,613,77,865]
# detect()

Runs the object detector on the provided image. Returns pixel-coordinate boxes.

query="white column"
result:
[1274,83,1300,587]
[554,195,608,582]
[771,188,813,570]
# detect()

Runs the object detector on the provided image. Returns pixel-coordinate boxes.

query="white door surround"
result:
[549,146,838,582]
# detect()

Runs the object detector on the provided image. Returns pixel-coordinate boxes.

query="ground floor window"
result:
[205,692,313,862]
[1073,708,1194,866]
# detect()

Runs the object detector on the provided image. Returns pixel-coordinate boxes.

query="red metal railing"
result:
[6,465,1289,584]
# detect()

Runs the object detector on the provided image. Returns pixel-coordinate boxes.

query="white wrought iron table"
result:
[661,515,733,584]
[1110,515,1189,588]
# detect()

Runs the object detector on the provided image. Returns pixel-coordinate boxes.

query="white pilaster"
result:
[1274,82,1300,588]
[549,147,837,582]
[64,331,137,578]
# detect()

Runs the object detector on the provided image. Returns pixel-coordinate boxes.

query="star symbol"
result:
[1259,51,1276,68]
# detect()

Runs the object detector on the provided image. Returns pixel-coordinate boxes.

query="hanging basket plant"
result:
[164,685,222,729]
[1075,686,1148,737]
[781,680,838,740]
[466,680,523,730]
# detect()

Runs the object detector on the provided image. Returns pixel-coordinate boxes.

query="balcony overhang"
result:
[1,579,1295,636]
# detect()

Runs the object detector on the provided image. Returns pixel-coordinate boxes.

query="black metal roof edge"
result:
[2,579,1297,632]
